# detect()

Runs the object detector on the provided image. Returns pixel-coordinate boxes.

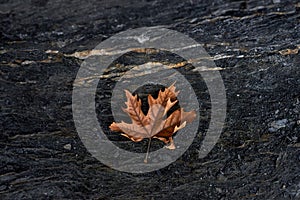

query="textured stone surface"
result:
[1,0,300,199]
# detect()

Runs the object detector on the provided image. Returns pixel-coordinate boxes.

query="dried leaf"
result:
[109,83,196,161]
[148,82,179,107]
[123,90,149,126]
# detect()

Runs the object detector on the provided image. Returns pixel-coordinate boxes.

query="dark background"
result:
[1,0,300,199]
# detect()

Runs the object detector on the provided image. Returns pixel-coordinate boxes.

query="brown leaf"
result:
[148,82,179,107]
[155,108,196,138]
[123,90,149,126]
[109,83,196,149]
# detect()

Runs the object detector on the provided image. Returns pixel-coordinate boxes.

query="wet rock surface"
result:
[1,0,300,199]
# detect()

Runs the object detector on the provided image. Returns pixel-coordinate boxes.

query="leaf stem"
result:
[144,138,152,163]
